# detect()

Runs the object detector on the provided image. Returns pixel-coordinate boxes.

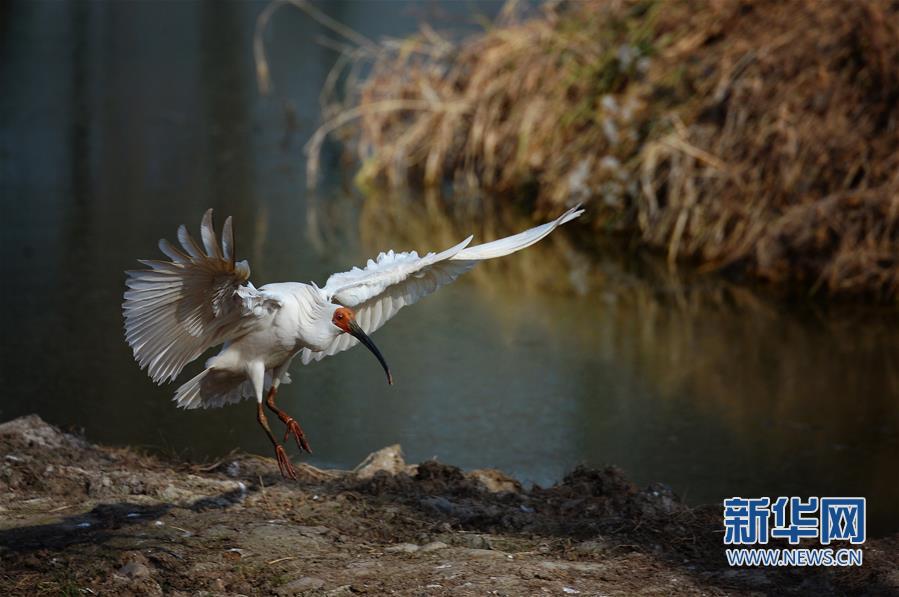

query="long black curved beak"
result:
[348,320,393,385]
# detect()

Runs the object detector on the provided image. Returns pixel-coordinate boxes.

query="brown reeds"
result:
[275,0,899,298]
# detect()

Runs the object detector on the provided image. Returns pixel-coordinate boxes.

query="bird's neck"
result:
[286,284,337,353]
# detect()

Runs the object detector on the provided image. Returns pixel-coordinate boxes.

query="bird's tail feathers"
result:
[173,367,292,410]
[174,368,249,410]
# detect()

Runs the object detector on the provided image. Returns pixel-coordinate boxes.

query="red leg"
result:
[266,386,312,454]
[256,401,297,480]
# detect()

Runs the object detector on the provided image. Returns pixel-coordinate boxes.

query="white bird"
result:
[123,206,584,479]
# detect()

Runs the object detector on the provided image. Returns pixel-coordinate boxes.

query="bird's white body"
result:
[174,282,340,409]
[123,205,584,476]
[192,285,315,392]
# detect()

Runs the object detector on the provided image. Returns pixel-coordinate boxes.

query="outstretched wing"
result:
[123,209,280,384]
[300,205,584,364]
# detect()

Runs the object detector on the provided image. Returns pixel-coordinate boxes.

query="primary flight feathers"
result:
[124,210,276,384]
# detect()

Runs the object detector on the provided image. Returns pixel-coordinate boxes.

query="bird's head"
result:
[330,306,393,385]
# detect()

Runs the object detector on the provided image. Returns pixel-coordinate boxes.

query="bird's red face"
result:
[331,306,355,333]
[331,306,393,385]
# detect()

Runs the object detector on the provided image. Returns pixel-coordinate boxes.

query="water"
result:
[2,1,897,535]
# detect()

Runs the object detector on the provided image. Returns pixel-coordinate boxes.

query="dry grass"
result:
[265,0,899,298]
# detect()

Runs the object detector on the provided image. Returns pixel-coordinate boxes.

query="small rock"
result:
[353,444,411,479]
[325,585,354,597]
[385,543,420,554]
[159,484,183,502]
[574,540,605,554]
[276,576,326,595]
[118,561,151,579]
[420,541,449,553]
[467,469,522,493]
[460,548,509,559]
[453,534,492,550]
[209,578,226,592]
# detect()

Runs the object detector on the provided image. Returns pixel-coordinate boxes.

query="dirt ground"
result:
[1,416,896,596]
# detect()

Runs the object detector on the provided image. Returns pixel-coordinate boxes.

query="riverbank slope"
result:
[1,415,895,595]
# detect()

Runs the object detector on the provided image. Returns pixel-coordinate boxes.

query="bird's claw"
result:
[283,418,312,454]
[274,445,298,481]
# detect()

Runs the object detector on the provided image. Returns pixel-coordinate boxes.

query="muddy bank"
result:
[0,415,896,596]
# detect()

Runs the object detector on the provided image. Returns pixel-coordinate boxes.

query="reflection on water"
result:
[1,1,897,535]
[341,191,899,532]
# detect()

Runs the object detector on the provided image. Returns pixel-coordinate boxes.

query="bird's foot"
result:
[274,445,298,481]
[283,417,312,454]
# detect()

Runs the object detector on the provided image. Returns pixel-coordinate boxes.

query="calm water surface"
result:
[2,2,897,534]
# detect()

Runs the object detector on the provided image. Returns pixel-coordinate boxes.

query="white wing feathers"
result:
[123,209,279,384]
[324,235,474,307]
[451,205,584,260]
[301,205,584,364]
